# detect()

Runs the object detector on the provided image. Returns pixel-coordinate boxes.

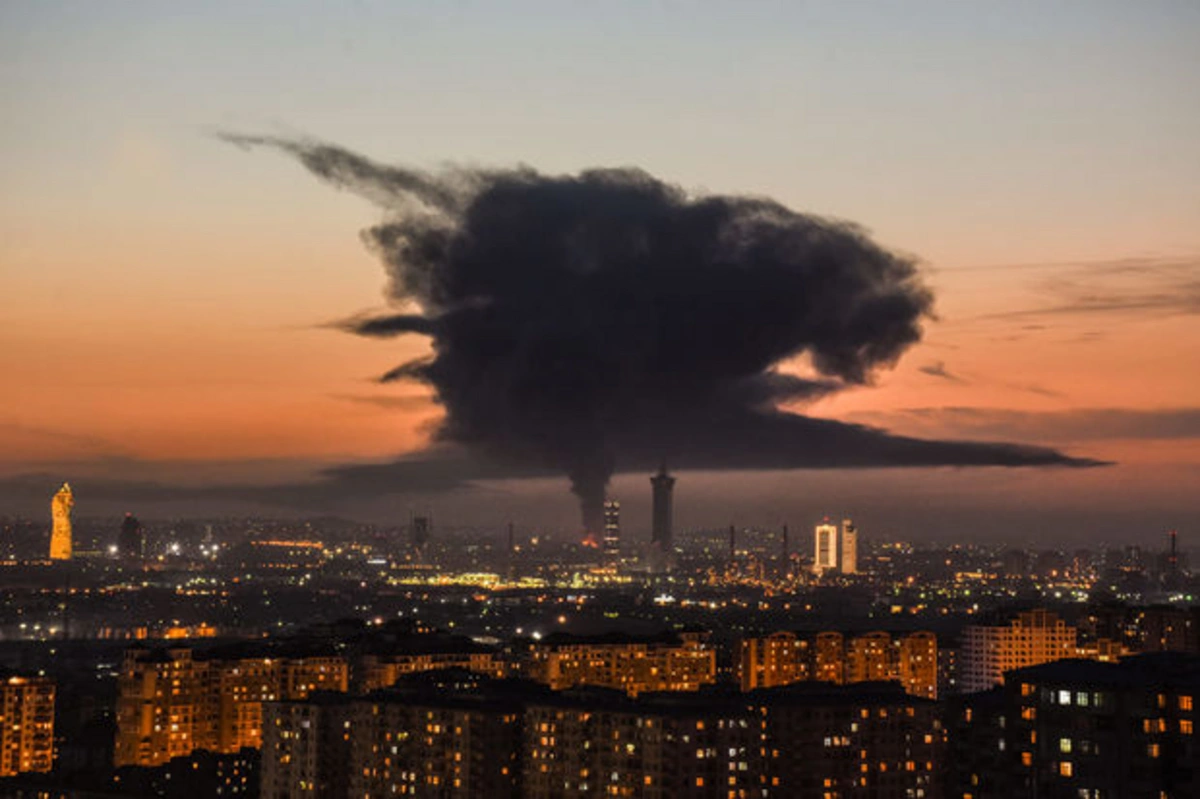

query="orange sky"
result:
[1,2,1197,536]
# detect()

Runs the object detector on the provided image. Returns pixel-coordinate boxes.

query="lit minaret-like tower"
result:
[49,482,74,560]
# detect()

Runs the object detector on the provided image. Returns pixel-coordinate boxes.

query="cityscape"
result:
[3,2,1198,798]
[2,472,1198,797]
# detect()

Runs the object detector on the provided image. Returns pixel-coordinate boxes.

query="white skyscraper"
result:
[840,518,858,574]
[813,520,838,574]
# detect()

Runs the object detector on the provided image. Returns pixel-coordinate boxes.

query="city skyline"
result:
[4,6,1200,796]
[2,2,1197,543]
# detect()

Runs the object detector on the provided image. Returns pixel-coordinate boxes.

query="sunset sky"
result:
[2,1,1197,543]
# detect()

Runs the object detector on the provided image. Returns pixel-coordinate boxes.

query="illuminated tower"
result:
[602,499,621,564]
[840,518,858,574]
[650,463,675,568]
[49,483,73,561]
[813,519,837,574]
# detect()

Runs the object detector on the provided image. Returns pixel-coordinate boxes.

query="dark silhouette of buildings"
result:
[118,513,143,562]
[410,514,431,552]
[650,463,675,570]
[948,653,1200,798]
[261,672,943,798]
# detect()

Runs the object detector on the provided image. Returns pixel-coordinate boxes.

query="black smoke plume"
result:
[221,134,1102,533]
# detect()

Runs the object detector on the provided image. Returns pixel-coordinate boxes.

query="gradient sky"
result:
[2,1,1197,542]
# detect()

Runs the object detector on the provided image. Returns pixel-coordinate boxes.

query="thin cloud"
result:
[918,361,967,383]
[332,393,436,412]
[972,255,1200,322]
[847,407,1200,444]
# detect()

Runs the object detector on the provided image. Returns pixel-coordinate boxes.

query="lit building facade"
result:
[602,499,621,564]
[739,632,809,690]
[814,631,847,685]
[526,631,716,697]
[841,518,858,574]
[0,673,55,777]
[897,631,939,701]
[847,631,893,683]
[813,521,838,574]
[961,609,1078,693]
[739,630,938,700]
[115,646,349,766]
[358,650,507,693]
[49,482,73,560]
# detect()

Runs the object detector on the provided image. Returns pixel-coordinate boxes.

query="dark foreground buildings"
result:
[261,670,943,798]
[948,653,1200,798]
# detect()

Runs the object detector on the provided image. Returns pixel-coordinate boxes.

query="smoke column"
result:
[221,134,1100,533]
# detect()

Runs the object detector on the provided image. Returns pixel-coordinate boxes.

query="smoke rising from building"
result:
[221,134,1101,530]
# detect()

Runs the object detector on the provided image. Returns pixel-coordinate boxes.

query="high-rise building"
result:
[49,482,73,560]
[740,631,938,699]
[847,631,893,683]
[602,498,620,563]
[410,514,431,551]
[813,520,838,574]
[760,682,943,798]
[650,463,675,568]
[265,672,943,799]
[114,646,349,766]
[840,518,858,574]
[897,631,939,700]
[739,631,809,689]
[814,631,846,684]
[525,630,715,697]
[949,653,1200,798]
[0,672,55,777]
[119,512,144,561]
[960,608,1078,693]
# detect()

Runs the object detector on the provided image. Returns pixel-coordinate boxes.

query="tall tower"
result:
[840,518,858,574]
[119,513,144,562]
[650,463,676,565]
[602,499,621,564]
[49,483,73,561]
[411,514,431,546]
[813,519,838,574]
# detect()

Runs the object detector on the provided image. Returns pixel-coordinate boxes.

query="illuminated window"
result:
[1059,738,1071,754]
[1059,761,1072,777]
[1021,752,1032,767]
[1148,744,1160,758]
[1181,720,1193,735]
[1181,696,1194,711]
